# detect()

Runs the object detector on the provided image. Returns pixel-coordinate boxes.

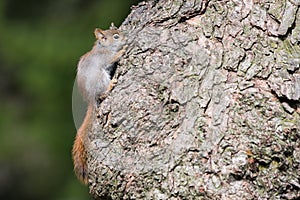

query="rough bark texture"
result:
[87,0,300,199]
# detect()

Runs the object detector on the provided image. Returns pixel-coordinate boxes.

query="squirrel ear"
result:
[110,23,118,30]
[94,28,106,40]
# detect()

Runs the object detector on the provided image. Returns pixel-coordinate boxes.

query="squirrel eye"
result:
[113,34,120,40]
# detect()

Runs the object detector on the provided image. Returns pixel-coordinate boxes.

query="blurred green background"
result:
[0,0,140,199]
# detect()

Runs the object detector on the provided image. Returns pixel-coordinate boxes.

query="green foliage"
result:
[0,0,140,199]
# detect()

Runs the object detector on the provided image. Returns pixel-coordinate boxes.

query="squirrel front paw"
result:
[110,45,128,63]
[99,79,118,102]
[109,78,118,90]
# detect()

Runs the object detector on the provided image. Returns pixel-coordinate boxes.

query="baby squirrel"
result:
[72,24,127,184]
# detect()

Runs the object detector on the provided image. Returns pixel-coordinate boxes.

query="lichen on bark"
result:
[86,0,300,199]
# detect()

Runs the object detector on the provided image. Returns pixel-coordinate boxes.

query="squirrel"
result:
[72,24,127,184]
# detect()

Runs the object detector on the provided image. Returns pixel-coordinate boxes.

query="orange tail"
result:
[72,104,93,184]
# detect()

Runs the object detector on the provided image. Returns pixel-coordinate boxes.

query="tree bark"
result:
[87,0,300,199]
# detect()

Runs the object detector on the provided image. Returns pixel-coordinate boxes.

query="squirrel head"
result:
[94,27,126,51]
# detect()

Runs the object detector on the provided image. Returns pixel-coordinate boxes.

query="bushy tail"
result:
[72,104,92,184]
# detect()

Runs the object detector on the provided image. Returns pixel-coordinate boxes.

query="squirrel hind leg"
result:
[72,136,88,184]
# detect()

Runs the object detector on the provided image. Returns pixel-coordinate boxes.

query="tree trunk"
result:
[87,0,300,199]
